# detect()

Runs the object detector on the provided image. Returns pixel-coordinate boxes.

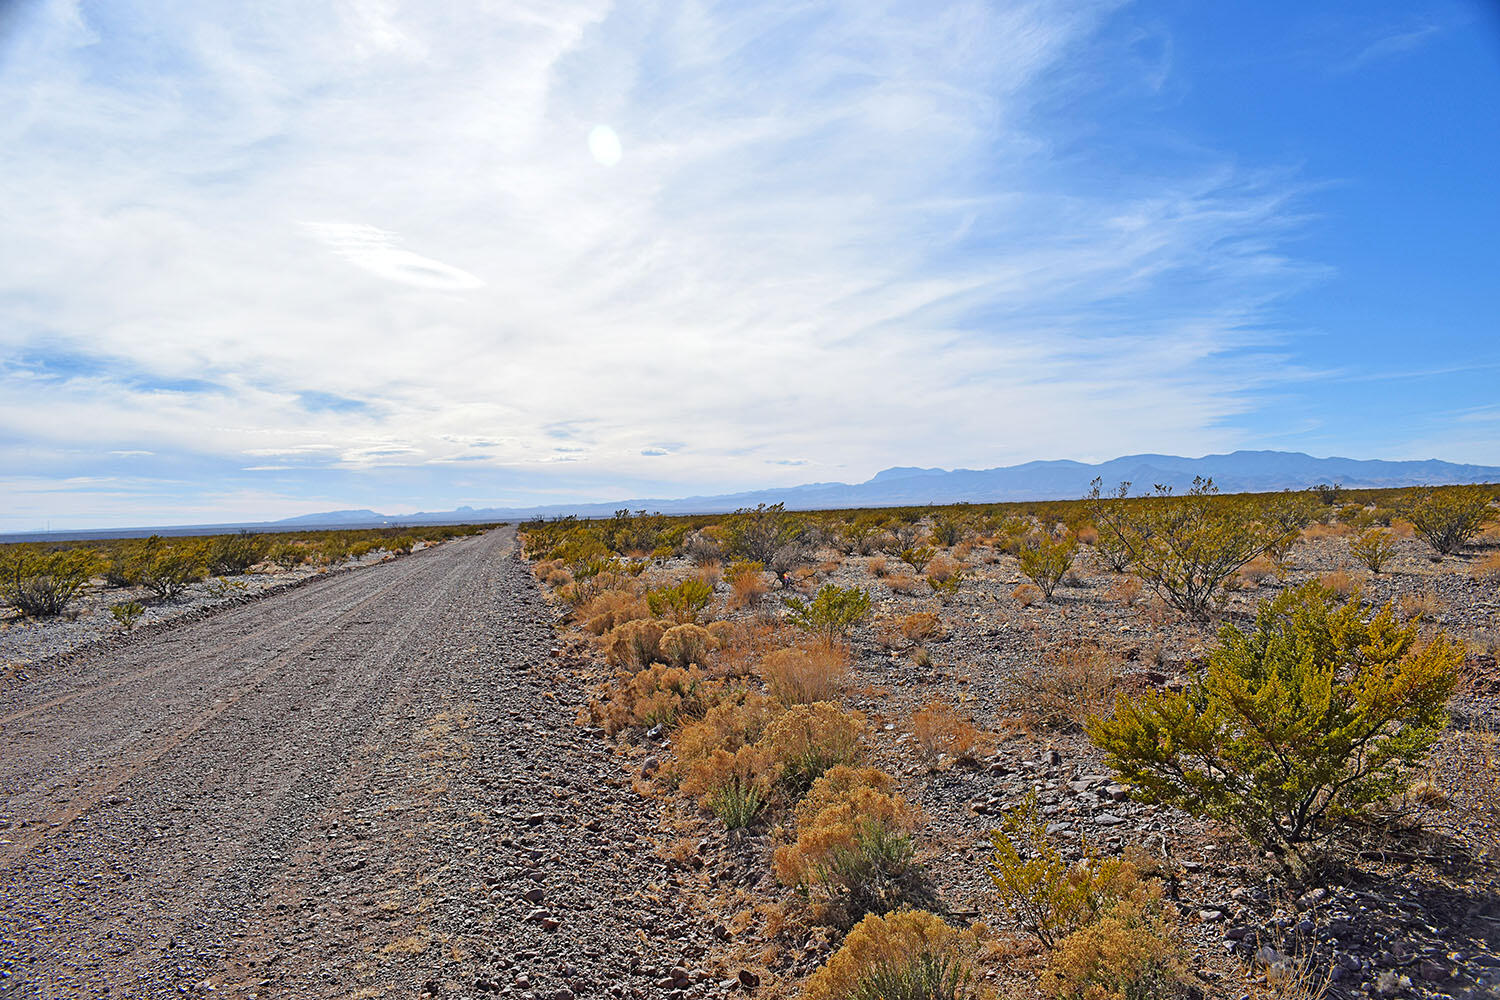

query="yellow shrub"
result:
[762,645,850,704]
[759,702,867,796]
[800,910,986,1000]
[580,589,649,635]
[674,693,782,793]
[1044,894,1182,1000]
[603,618,667,669]
[661,623,713,668]
[773,766,926,926]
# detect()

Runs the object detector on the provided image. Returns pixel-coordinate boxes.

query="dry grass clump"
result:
[1002,644,1126,730]
[924,555,961,583]
[673,693,784,827]
[1105,575,1144,606]
[867,555,889,577]
[579,589,650,634]
[727,559,771,609]
[1300,522,1353,542]
[713,621,780,678]
[1470,550,1500,583]
[876,611,944,648]
[887,573,922,595]
[1318,569,1359,598]
[773,765,927,927]
[911,701,990,768]
[1012,583,1042,608]
[589,663,718,735]
[1238,556,1280,587]
[1399,589,1442,622]
[763,645,850,705]
[798,910,986,1000]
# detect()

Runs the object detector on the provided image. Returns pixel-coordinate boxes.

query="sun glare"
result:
[587,124,622,166]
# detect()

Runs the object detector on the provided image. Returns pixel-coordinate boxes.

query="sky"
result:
[2,0,1498,529]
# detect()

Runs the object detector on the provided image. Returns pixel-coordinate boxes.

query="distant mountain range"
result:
[272,450,1500,526]
[9,451,1498,542]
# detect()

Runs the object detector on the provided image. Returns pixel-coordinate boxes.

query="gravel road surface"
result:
[1,528,705,999]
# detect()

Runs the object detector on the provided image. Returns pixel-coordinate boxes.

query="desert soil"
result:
[0,528,717,999]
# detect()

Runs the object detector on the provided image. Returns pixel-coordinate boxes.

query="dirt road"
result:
[0,529,711,999]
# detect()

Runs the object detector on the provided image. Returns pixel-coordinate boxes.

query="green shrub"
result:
[926,571,963,604]
[898,545,935,572]
[135,538,205,601]
[704,766,766,829]
[646,579,714,624]
[723,503,805,564]
[1402,484,1492,556]
[783,584,872,645]
[930,514,963,548]
[1088,582,1461,874]
[1349,528,1396,574]
[0,547,92,617]
[1017,532,1077,601]
[206,530,267,574]
[110,601,145,632]
[1086,477,1318,617]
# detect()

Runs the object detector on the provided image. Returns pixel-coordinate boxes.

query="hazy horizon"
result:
[5,1,1498,530]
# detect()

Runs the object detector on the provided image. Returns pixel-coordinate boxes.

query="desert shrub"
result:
[1087,478,1318,617]
[911,701,989,767]
[1012,583,1042,607]
[763,645,850,705]
[661,623,714,668]
[1397,589,1442,622]
[205,530,267,575]
[1003,645,1124,730]
[1236,555,1280,587]
[1319,568,1358,598]
[674,693,782,780]
[1088,582,1462,874]
[110,600,145,631]
[646,578,714,624]
[868,555,890,577]
[723,503,809,577]
[603,618,667,669]
[390,534,417,555]
[580,589,650,634]
[987,793,1152,948]
[888,573,922,595]
[783,584,872,645]
[726,559,769,608]
[930,514,964,548]
[1402,485,1492,556]
[1349,528,1396,574]
[1045,892,1183,1000]
[760,702,868,797]
[899,545,936,572]
[925,558,965,603]
[681,528,725,564]
[135,538,206,601]
[1018,532,1077,601]
[1105,576,1143,606]
[888,611,943,645]
[591,662,717,734]
[774,765,927,926]
[800,910,984,1000]
[0,547,92,617]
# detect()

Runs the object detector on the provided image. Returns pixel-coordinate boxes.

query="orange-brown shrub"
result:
[580,589,650,634]
[1301,522,1353,542]
[762,645,850,705]
[1237,555,1279,587]
[1076,525,1100,546]
[898,611,943,644]
[772,765,925,927]
[867,555,889,577]
[712,621,783,678]
[673,692,783,804]
[590,663,717,735]
[603,618,667,669]
[911,701,990,767]
[696,560,723,589]
[661,623,714,668]
[759,702,867,796]
[1400,590,1443,622]
[729,564,770,609]
[1012,583,1042,607]
[799,910,983,1000]
[923,555,960,583]
[1106,576,1144,606]
[545,568,573,588]
[887,573,922,595]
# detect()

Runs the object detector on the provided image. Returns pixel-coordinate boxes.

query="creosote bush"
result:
[1087,477,1318,617]
[647,578,714,624]
[0,547,92,617]
[110,601,145,632]
[1088,582,1462,874]
[783,584,872,645]
[1017,532,1077,601]
[1401,484,1492,556]
[1349,528,1396,574]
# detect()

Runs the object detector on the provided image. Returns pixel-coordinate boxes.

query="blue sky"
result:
[2,0,1497,529]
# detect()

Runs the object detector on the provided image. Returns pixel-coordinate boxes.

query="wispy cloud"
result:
[1335,20,1444,73]
[1,0,1336,525]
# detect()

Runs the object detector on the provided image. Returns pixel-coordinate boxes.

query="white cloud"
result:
[0,0,1326,523]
